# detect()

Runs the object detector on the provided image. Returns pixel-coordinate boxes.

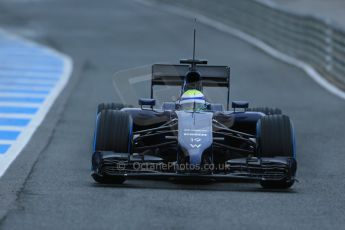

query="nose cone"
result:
[176,111,213,166]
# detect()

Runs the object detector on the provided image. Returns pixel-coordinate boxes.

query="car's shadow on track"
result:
[90,179,298,194]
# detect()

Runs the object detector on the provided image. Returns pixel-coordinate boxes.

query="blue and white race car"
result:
[91,56,297,189]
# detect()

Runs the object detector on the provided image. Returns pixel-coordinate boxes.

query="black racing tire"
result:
[258,115,293,157]
[95,110,132,152]
[247,107,282,115]
[97,103,132,114]
[257,115,296,189]
[93,110,131,184]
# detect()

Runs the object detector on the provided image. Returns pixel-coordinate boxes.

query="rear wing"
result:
[151,64,230,108]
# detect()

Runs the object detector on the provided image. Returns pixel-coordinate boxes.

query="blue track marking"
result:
[0,118,30,126]
[0,76,58,81]
[0,30,72,176]
[0,131,20,140]
[0,106,38,114]
[0,89,50,94]
[0,82,55,87]
[0,144,10,154]
[0,67,63,73]
[0,97,45,103]
[0,71,61,79]
[0,56,63,63]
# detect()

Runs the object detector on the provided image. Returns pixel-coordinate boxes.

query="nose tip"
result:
[188,149,202,165]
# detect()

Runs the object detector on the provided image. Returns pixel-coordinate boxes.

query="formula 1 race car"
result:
[91,34,297,189]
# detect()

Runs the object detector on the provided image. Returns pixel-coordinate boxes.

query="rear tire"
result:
[93,110,132,184]
[257,115,296,189]
[247,107,282,115]
[97,103,132,114]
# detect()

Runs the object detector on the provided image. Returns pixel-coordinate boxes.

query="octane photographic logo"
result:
[112,65,177,106]
[114,161,231,172]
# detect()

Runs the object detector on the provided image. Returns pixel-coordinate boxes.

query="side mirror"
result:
[232,101,249,111]
[139,98,156,109]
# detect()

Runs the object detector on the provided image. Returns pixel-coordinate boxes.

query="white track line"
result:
[0,102,42,107]
[0,92,47,98]
[0,70,59,78]
[0,78,56,84]
[0,85,51,91]
[0,29,73,177]
[136,0,345,100]
[0,127,26,131]
[0,113,35,119]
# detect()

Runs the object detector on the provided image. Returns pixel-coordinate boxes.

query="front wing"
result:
[92,151,297,183]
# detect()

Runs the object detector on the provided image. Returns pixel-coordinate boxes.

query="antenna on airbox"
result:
[179,18,208,93]
[180,19,207,69]
[192,18,196,70]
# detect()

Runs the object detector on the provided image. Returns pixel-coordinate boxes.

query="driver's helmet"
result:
[179,89,206,111]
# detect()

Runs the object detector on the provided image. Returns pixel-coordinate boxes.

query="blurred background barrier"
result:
[155,0,345,90]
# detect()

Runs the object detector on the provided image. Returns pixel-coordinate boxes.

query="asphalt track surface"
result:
[0,0,345,229]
